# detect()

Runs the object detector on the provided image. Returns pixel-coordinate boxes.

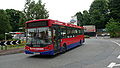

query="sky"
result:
[0,0,94,22]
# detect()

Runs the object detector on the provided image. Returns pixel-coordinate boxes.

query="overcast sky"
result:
[0,0,94,22]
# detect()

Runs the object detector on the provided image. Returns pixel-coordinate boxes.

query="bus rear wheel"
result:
[80,40,82,46]
[62,44,67,53]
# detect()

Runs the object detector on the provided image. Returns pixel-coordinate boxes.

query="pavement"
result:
[0,48,24,56]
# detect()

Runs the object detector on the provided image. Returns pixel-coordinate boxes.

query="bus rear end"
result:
[25,19,55,55]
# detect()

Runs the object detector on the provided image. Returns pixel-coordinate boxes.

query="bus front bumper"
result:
[25,50,54,55]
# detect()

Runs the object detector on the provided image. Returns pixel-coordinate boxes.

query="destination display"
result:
[27,21,48,28]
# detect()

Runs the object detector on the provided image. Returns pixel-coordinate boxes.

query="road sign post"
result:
[5,46,7,50]
[1,46,3,50]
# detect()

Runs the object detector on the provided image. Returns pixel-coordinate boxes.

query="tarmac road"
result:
[0,38,120,68]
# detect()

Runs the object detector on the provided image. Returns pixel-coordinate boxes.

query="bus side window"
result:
[53,30,56,39]
[74,30,77,36]
[78,29,81,35]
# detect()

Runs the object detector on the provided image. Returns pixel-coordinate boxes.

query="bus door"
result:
[52,25,61,53]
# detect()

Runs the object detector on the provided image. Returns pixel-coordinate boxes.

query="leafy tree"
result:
[76,10,92,26]
[109,0,120,22]
[75,12,83,26]
[18,12,27,29]
[89,0,109,29]
[82,10,91,25]
[0,9,12,40]
[24,0,49,20]
[106,19,120,37]
[6,9,26,32]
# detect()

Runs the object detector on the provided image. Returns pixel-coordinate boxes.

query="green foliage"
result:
[76,10,91,26]
[0,0,49,40]
[76,0,109,29]
[89,0,109,29]
[0,34,5,40]
[24,0,49,20]
[105,19,120,37]
[75,12,83,26]
[6,9,26,32]
[109,0,120,22]
[0,44,24,50]
[82,10,91,25]
[75,0,120,38]
[0,9,12,40]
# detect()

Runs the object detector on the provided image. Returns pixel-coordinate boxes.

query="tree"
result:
[0,9,12,40]
[6,9,26,32]
[106,19,120,37]
[82,10,91,25]
[75,12,83,26]
[89,0,109,29]
[24,0,49,20]
[109,0,120,22]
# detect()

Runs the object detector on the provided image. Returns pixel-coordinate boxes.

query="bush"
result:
[105,19,120,38]
[0,34,4,40]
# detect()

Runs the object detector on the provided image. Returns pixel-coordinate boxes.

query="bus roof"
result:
[26,19,50,23]
[52,20,84,29]
[26,19,84,29]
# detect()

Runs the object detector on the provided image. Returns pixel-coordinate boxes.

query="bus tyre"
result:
[83,38,85,43]
[80,40,82,46]
[62,44,67,53]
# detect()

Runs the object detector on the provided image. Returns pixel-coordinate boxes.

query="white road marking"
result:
[117,55,120,59]
[107,62,120,68]
[111,41,120,46]
[107,62,116,68]
[115,64,120,66]
[107,41,120,68]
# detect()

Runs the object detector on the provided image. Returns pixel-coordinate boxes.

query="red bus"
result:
[25,19,84,55]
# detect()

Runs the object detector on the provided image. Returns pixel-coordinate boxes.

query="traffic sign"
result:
[0,40,21,46]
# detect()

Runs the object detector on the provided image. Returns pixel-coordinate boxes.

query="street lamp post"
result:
[4,33,8,50]
[5,33,8,41]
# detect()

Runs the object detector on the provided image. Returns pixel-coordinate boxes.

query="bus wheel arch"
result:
[62,43,67,53]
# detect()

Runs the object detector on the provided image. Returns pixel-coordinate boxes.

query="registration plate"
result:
[34,53,40,55]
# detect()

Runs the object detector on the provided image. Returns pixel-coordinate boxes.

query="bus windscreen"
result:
[27,21,48,28]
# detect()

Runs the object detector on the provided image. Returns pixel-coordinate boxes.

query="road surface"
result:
[0,38,120,68]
